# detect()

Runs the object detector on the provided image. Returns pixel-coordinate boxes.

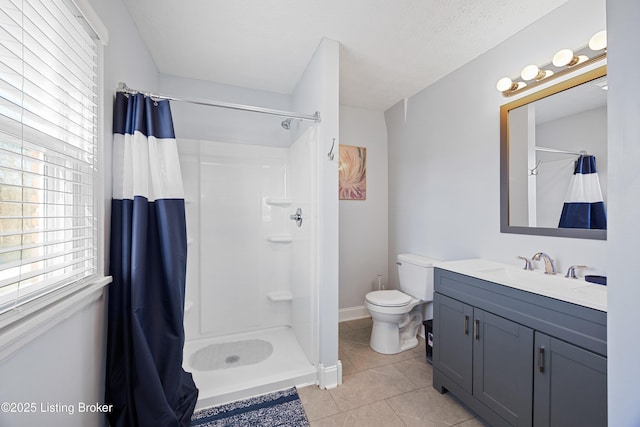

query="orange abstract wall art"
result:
[338,145,366,200]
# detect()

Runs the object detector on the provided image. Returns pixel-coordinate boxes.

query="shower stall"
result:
[178,124,320,409]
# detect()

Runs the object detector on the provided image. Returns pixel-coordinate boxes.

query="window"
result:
[0,0,105,316]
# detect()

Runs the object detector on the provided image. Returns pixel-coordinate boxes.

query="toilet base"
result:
[369,308,423,355]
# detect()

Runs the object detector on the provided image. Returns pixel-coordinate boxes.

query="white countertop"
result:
[434,259,607,312]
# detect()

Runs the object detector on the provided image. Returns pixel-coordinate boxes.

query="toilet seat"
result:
[366,290,412,307]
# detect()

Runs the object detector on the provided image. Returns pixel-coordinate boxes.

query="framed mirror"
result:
[500,66,607,240]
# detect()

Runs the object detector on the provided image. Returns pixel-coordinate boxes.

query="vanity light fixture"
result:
[496,30,607,97]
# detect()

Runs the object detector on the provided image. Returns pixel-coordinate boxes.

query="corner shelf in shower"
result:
[267,291,293,302]
[266,235,292,243]
[265,198,293,207]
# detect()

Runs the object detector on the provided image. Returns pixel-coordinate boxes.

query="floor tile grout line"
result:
[383,395,409,426]
[450,415,481,426]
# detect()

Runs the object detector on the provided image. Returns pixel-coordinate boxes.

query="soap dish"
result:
[585,275,607,286]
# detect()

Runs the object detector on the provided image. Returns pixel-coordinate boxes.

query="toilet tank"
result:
[397,254,436,302]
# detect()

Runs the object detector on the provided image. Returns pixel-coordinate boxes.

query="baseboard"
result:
[317,361,342,389]
[338,306,370,323]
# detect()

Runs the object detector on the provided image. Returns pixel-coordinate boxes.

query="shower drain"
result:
[225,355,240,364]
[190,339,273,371]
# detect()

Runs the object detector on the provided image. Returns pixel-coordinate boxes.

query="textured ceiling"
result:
[122,0,567,111]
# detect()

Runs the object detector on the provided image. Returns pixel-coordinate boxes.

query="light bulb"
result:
[521,65,540,81]
[496,77,514,92]
[552,49,575,67]
[496,78,526,93]
[589,30,607,51]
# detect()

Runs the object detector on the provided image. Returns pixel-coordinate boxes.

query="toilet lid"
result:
[366,290,412,307]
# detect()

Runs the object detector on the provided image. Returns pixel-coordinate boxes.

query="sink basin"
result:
[476,267,590,292]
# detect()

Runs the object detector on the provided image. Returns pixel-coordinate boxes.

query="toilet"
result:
[365,254,435,354]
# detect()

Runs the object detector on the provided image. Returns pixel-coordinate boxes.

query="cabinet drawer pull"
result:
[474,319,480,340]
[464,315,469,335]
[538,346,545,373]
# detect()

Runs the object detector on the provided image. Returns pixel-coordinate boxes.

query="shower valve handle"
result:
[290,208,302,227]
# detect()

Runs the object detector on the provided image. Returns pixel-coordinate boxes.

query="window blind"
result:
[0,0,100,314]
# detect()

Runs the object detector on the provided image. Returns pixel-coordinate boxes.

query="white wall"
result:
[0,297,108,427]
[159,74,293,147]
[292,38,341,388]
[0,1,159,426]
[385,0,608,292]
[606,0,640,424]
[338,106,388,316]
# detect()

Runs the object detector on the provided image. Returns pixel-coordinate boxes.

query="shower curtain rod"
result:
[535,146,587,156]
[116,82,321,123]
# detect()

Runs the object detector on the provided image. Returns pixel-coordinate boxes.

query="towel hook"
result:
[328,138,336,160]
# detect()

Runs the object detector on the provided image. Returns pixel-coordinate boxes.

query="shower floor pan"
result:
[183,326,316,409]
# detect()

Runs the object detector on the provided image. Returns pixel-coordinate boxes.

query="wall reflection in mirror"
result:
[500,66,607,240]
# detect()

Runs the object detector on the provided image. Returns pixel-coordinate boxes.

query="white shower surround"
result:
[177,126,319,406]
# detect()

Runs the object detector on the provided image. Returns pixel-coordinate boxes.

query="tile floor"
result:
[298,318,490,427]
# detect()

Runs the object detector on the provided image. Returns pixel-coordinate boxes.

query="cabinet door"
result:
[433,293,473,393]
[534,332,607,427]
[473,309,533,427]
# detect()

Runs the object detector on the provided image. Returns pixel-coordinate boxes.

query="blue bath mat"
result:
[190,387,309,427]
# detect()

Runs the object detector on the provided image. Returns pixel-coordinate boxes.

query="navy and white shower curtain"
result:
[106,92,198,426]
[558,155,607,229]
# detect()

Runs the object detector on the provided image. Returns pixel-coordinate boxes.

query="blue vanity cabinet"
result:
[533,333,607,427]
[432,268,607,427]
[432,293,473,393]
[473,309,533,425]
[433,293,533,427]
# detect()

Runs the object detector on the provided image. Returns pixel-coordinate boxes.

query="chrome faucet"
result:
[532,252,556,275]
